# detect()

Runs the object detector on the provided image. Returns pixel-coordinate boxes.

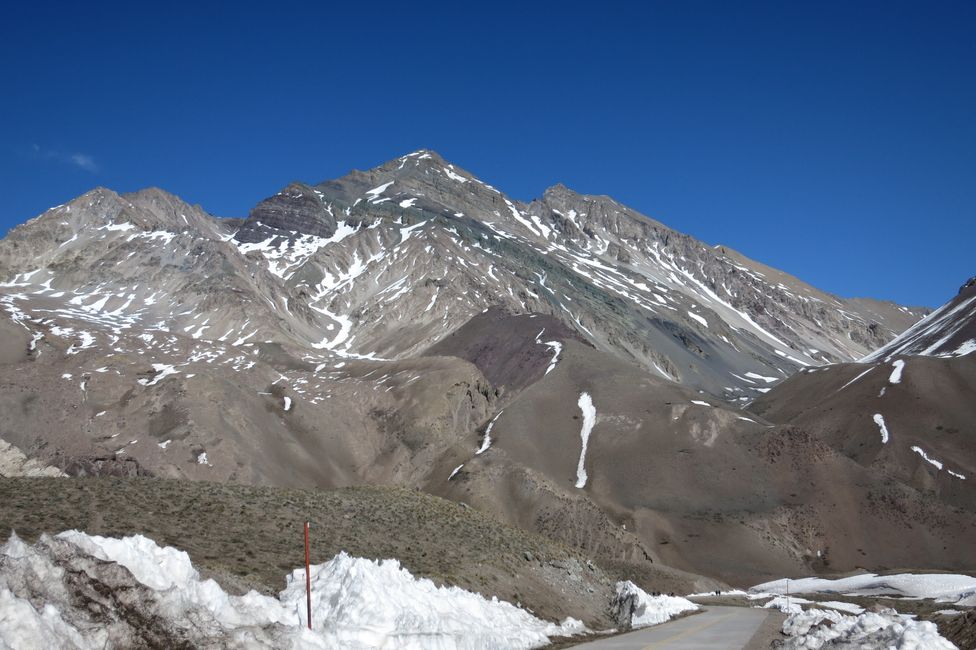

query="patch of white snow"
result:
[872,414,890,444]
[574,393,596,489]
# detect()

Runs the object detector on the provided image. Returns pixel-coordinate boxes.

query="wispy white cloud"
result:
[69,153,98,172]
[29,144,100,173]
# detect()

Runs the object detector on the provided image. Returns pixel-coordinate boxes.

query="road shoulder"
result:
[744,609,786,649]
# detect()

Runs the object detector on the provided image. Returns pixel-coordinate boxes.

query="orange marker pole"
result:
[304,520,312,630]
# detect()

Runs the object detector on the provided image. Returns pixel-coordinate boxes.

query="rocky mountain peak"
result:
[381,149,450,170]
[120,187,217,232]
[3,187,127,248]
[327,149,469,189]
[235,181,338,243]
[235,150,514,244]
[350,149,481,190]
[530,183,669,241]
[540,182,608,205]
[123,186,193,214]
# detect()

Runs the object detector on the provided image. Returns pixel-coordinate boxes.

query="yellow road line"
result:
[641,611,737,649]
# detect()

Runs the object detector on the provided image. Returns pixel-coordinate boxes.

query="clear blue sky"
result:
[2,2,973,307]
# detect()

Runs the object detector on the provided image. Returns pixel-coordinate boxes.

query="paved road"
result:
[570,606,770,649]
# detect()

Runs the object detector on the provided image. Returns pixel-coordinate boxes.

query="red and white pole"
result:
[304,521,312,630]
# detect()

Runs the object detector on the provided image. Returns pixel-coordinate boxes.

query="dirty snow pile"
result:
[0,531,584,650]
[614,581,699,628]
[0,531,309,650]
[781,607,955,649]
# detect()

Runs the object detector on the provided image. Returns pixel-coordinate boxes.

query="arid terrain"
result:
[1,151,973,648]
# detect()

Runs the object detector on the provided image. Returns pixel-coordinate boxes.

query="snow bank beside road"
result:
[781,608,954,649]
[751,572,976,604]
[613,581,699,628]
[0,531,584,650]
[285,551,585,648]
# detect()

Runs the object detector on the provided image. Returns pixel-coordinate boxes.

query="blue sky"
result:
[1,1,973,307]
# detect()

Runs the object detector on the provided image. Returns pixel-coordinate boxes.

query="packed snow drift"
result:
[780,607,955,649]
[0,531,584,649]
[612,581,698,628]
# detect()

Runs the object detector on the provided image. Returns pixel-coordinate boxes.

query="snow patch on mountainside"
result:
[837,366,874,392]
[953,339,976,356]
[686,311,708,328]
[543,341,562,375]
[909,445,965,480]
[477,411,502,456]
[888,359,905,384]
[872,414,890,444]
[137,363,179,387]
[574,392,596,489]
[912,445,943,470]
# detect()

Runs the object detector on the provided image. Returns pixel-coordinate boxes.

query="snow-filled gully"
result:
[574,392,596,489]
[476,411,502,455]
[872,413,890,444]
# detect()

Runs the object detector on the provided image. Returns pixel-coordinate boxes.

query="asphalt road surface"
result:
[570,606,772,649]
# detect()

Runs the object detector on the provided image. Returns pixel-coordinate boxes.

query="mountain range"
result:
[1,150,972,594]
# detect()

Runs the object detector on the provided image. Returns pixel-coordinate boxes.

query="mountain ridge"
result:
[2,149,930,384]
[4,150,970,588]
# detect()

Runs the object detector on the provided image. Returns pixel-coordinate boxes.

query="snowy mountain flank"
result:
[861,276,976,361]
[1,151,973,636]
